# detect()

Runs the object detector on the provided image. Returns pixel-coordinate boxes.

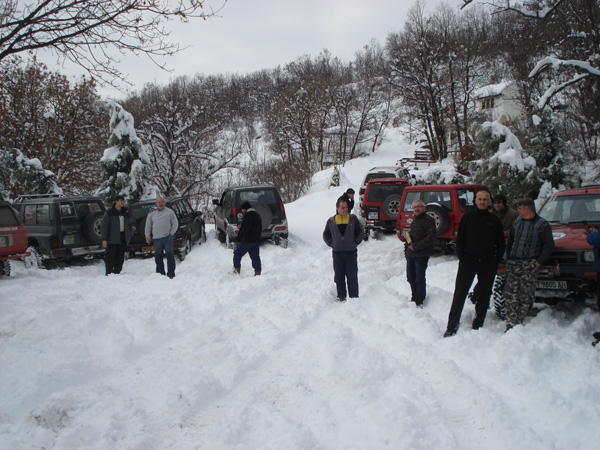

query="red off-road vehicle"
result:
[0,201,30,277]
[361,178,410,239]
[396,184,489,252]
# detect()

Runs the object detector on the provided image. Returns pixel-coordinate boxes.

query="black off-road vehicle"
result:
[212,185,288,249]
[13,194,106,268]
[127,197,207,261]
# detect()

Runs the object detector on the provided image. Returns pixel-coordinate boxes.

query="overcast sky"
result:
[40,0,461,98]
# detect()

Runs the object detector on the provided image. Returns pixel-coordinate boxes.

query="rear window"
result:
[366,185,406,202]
[130,204,155,221]
[0,206,20,227]
[364,173,395,185]
[238,189,278,205]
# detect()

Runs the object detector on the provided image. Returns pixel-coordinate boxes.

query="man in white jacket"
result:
[145,197,179,278]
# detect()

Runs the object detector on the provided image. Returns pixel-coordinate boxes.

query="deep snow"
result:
[2,131,600,450]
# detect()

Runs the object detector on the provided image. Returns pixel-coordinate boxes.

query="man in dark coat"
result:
[101,194,134,275]
[340,188,356,213]
[444,190,505,337]
[323,197,364,302]
[492,193,519,236]
[397,199,436,307]
[504,198,554,331]
[233,201,262,275]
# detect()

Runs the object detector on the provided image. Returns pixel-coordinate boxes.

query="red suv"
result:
[0,201,29,277]
[396,184,489,252]
[361,178,410,238]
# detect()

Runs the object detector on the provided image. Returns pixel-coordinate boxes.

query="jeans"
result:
[233,242,261,273]
[406,256,429,305]
[332,249,359,298]
[153,235,176,278]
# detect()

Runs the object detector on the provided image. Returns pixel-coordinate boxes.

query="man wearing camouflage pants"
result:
[504,198,554,331]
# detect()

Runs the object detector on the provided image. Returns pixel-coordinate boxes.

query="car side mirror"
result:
[359,188,365,195]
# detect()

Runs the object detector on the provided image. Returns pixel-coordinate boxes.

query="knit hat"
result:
[241,201,252,210]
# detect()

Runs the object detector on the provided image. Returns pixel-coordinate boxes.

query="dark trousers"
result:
[447,258,498,332]
[153,235,176,278]
[104,233,126,275]
[233,242,261,272]
[406,256,429,305]
[332,249,359,298]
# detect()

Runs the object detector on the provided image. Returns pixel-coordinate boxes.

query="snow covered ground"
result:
[2,131,600,449]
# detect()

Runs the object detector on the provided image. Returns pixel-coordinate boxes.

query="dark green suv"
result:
[13,194,106,267]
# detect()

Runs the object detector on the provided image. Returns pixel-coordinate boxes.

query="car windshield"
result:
[130,204,156,220]
[0,206,20,227]
[539,194,600,224]
[367,185,406,202]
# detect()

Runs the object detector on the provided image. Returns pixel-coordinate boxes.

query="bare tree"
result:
[0,0,224,87]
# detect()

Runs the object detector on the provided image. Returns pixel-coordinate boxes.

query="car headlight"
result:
[583,250,594,263]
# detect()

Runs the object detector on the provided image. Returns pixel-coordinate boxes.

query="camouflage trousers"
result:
[504,259,539,326]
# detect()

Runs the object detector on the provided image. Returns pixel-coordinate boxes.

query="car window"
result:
[239,189,276,204]
[540,194,600,223]
[23,204,51,226]
[0,206,20,227]
[456,189,477,212]
[366,185,406,202]
[130,204,155,220]
[402,191,422,212]
[222,191,233,208]
[181,200,194,215]
[423,191,452,210]
[364,173,395,185]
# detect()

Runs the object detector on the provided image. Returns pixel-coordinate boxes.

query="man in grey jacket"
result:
[145,197,179,278]
[323,197,364,302]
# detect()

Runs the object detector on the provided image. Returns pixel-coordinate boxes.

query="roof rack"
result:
[14,193,65,202]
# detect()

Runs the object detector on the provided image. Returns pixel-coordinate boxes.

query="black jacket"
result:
[406,212,437,258]
[238,209,262,243]
[340,193,355,212]
[456,208,505,264]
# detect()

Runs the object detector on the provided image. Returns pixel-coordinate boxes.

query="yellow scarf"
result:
[334,214,349,225]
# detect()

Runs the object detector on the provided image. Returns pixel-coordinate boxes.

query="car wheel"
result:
[179,236,190,261]
[383,194,403,218]
[252,202,273,230]
[425,204,450,237]
[23,246,45,269]
[493,274,506,320]
[83,212,104,244]
[0,260,10,278]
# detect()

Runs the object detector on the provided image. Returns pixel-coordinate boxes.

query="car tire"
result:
[382,194,403,219]
[179,235,190,261]
[83,212,104,244]
[23,246,45,269]
[493,274,506,320]
[425,204,450,237]
[252,202,273,231]
[0,260,10,278]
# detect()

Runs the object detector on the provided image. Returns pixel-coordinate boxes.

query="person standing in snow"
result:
[492,194,519,236]
[232,202,262,276]
[397,199,436,307]
[101,194,134,275]
[586,224,600,311]
[145,197,178,279]
[503,198,554,331]
[444,190,505,337]
[323,197,364,302]
[340,188,356,213]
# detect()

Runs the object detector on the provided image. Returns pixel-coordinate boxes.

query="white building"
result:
[473,81,525,124]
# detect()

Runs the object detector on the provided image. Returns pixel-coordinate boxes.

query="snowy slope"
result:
[1,130,600,450]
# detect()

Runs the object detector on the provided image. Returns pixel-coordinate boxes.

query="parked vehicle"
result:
[127,197,206,261]
[493,185,600,318]
[12,194,106,268]
[361,178,410,239]
[212,185,288,249]
[358,166,411,208]
[396,184,489,252]
[0,201,30,277]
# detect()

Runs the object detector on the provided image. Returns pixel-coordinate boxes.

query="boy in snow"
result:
[323,197,364,302]
[232,202,262,275]
[101,194,134,275]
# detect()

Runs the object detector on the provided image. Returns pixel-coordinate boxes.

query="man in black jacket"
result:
[340,188,355,212]
[101,195,134,275]
[233,202,262,275]
[444,190,505,337]
[397,199,436,307]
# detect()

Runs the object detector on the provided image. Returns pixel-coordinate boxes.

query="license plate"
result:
[537,280,568,290]
[63,234,75,245]
[367,212,378,220]
[0,235,7,247]
[142,246,154,252]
